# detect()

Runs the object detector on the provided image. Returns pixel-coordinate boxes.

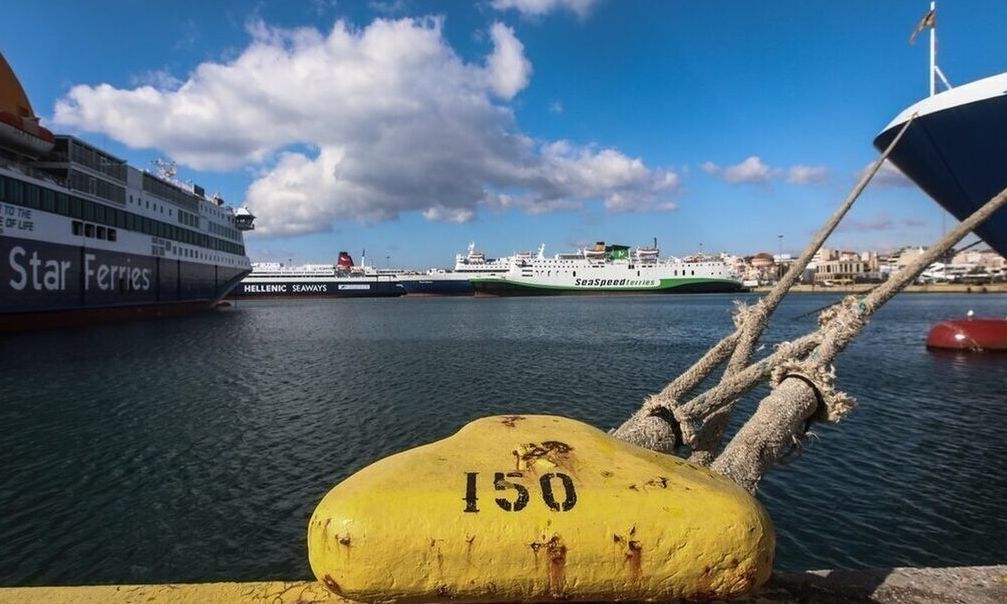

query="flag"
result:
[909,8,935,45]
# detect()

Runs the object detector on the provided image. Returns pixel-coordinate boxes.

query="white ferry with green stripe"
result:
[470,241,743,296]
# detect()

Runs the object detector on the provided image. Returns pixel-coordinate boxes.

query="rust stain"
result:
[600,470,613,478]
[624,540,643,582]
[321,574,342,595]
[500,415,526,428]
[529,540,542,571]
[337,534,352,546]
[436,584,453,598]
[545,535,567,599]
[465,535,475,564]
[645,476,669,488]
[430,539,444,573]
[513,441,574,473]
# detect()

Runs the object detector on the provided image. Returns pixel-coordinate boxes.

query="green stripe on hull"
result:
[471,277,744,295]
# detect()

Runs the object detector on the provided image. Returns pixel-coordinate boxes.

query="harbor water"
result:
[1,293,1006,585]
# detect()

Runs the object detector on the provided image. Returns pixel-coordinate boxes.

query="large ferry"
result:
[394,243,511,296]
[873,3,1007,258]
[236,252,404,299]
[470,241,744,296]
[0,53,253,331]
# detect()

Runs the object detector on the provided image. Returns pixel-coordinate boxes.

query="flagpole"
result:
[929,1,936,97]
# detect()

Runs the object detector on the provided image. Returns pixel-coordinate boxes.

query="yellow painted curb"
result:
[0,581,342,604]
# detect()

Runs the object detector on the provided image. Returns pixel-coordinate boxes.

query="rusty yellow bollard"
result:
[308,415,774,602]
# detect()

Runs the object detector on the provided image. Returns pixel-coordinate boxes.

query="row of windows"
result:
[57,138,128,182]
[69,169,126,204]
[179,209,198,228]
[72,220,117,242]
[142,172,199,212]
[0,174,245,257]
[208,218,241,242]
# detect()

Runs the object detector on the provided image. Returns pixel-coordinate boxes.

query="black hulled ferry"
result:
[1,53,254,331]
[236,252,405,299]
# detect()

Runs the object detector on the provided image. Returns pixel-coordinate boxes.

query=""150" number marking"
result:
[463,472,577,513]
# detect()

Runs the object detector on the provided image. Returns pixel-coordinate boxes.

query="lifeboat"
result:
[0,53,55,157]
[926,312,1007,351]
[584,241,607,259]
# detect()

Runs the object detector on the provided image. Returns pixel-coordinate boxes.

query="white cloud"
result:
[491,0,599,19]
[548,100,563,113]
[722,156,773,184]
[701,155,827,186]
[699,161,719,175]
[130,69,183,90]
[485,23,532,100]
[54,17,676,235]
[786,165,828,185]
[423,205,476,223]
[836,214,895,233]
[861,159,914,187]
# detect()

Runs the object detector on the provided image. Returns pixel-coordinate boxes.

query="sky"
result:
[4,0,1006,268]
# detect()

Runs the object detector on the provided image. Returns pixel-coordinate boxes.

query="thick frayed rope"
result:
[770,361,858,423]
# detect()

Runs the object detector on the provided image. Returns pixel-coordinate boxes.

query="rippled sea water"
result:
[1,293,1006,584]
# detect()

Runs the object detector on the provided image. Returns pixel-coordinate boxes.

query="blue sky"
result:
[4,1,1005,268]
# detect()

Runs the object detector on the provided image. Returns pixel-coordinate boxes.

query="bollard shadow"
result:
[749,567,895,603]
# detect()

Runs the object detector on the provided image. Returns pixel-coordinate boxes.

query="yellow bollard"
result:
[309,415,774,602]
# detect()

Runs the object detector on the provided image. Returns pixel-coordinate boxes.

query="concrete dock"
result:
[1,565,1003,603]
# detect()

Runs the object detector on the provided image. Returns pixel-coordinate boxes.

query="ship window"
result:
[41,189,55,212]
[108,228,117,242]
[573,271,576,277]
[72,221,83,236]
[25,184,40,208]
[94,204,106,224]
[83,201,95,221]
[97,226,107,239]
[6,179,22,203]
[57,194,69,215]
[84,223,95,238]
[691,270,695,276]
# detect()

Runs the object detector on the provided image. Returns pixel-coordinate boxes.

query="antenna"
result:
[929,1,936,97]
[152,158,177,179]
[927,1,953,96]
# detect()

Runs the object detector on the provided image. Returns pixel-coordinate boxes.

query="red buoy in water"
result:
[927,313,1007,351]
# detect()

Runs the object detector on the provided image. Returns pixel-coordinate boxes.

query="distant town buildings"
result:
[730,245,1006,286]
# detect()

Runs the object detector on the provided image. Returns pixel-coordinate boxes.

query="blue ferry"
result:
[0,53,254,331]
[873,5,1007,258]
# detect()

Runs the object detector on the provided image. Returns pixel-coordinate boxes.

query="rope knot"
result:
[770,361,857,423]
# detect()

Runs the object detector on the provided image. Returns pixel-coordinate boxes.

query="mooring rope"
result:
[612,114,918,458]
[709,181,1007,492]
[614,110,1007,492]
